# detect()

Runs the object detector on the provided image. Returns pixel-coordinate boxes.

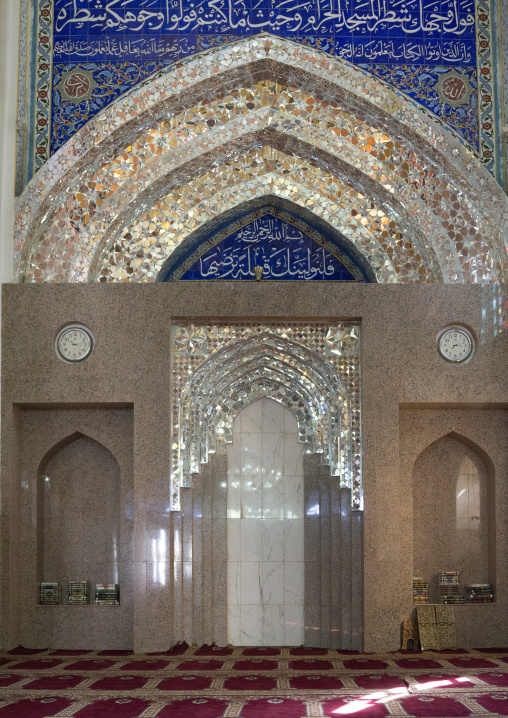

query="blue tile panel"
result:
[363,64,479,150]
[161,206,369,282]
[32,0,495,175]
[50,60,172,154]
[52,0,475,67]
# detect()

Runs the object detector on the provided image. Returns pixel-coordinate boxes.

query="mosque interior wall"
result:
[1,282,506,652]
[1,0,507,655]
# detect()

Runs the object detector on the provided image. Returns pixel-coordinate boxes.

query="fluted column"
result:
[304,455,363,649]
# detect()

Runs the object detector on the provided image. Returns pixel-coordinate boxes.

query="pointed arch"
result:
[412,430,496,595]
[95,144,426,284]
[14,36,507,284]
[38,430,120,476]
[156,196,378,283]
[176,332,353,496]
[446,431,497,477]
[37,432,122,586]
[412,430,496,478]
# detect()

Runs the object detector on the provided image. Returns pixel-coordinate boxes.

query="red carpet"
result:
[0,645,508,716]
[157,675,213,691]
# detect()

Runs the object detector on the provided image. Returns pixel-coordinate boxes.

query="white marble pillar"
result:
[226,398,305,646]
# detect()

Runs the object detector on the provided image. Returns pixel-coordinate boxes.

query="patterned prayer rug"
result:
[1,645,508,716]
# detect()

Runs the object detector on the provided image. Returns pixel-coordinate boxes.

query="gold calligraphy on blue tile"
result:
[47,0,483,169]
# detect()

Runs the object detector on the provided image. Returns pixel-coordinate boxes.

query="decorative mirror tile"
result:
[171,322,362,511]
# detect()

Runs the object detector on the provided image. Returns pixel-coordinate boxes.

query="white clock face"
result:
[438,327,474,363]
[56,325,93,362]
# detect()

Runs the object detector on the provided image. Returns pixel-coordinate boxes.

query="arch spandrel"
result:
[14,36,508,284]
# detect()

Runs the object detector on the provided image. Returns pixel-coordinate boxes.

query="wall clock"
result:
[437,326,474,364]
[55,324,94,363]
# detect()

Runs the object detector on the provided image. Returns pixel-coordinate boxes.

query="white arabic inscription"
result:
[182,217,355,280]
[55,0,475,38]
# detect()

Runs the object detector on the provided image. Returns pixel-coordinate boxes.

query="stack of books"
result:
[465,583,494,603]
[39,582,60,605]
[437,571,465,604]
[413,577,429,604]
[94,583,120,605]
[68,581,90,605]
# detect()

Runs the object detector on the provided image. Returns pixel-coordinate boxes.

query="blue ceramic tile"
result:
[48,0,481,164]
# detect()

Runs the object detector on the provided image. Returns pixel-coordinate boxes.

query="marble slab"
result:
[226,399,304,646]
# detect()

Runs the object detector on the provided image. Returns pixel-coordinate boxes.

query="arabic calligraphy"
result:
[62,71,91,98]
[440,74,468,101]
[336,38,474,64]
[53,35,473,64]
[53,36,195,60]
[175,214,365,281]
[54,0,476,54]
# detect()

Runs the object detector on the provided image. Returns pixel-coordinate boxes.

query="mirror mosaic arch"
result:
[28,143,425,284]
[24,112,438,283]
[95,148,433,284]
[24,116,491,283]
[171,323,361,511]
[76,115,449,279]
[14,37,508,285]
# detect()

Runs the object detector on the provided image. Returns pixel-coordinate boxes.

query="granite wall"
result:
[400,408,508,647]
[1,283,507,651]
[16,407,134,650]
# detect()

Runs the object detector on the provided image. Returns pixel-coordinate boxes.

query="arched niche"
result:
[180,397,362,649]
[174,331,352,504]
[37,432,122,588]
[412,432,496,603]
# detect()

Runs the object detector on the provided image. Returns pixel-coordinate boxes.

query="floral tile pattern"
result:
[362,65,479,151]
[26,0,498,182]
[50,60,172,155]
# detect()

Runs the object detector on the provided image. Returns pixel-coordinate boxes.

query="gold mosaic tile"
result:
[13,36,508,286]
[96,147,432,284]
